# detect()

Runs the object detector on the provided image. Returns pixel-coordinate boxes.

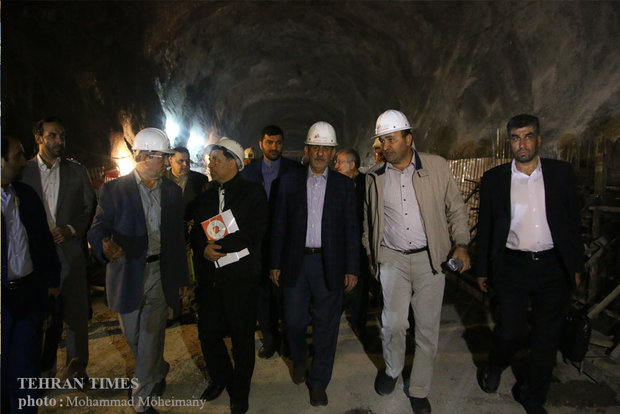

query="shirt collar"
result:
[386,158,415,173]
[133,169,161,189]
[263,157,281,169]
[37,154,60,171]
[307,166,329,181]
[511,156,542,179]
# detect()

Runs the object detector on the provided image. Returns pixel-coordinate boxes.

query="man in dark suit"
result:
[2,135,61,414]
[88,128,188,414]
[270,122,360,407]
[165,146,208,220]
[476,114,584,414]
[165,146,208,320]
[241,125,300,359]
[21,117,96,381]
[190,137,268,414]
[335,148,371,334]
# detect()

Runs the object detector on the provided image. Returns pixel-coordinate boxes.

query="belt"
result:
[396,246,428,255]
[304,247,322,255]
[4,272,38,291]
[146,254,161,263]
[505,248,555,261]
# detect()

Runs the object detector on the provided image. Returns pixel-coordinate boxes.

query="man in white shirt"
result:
[476,114,584,414]
[22,117,96,381]
[2,135,61,413]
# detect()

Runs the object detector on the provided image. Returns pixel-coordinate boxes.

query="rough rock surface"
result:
[2,2,620,166]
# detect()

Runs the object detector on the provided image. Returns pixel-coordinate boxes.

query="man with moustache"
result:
[270,122,359,407]
[190,137,268,414]
[363,110,470,414]
[22,117,96,382]
[241,125,300,358]
[165,146,209,220]
[88,128,187,414]
[476,114,584,414]
[2,135,61,414]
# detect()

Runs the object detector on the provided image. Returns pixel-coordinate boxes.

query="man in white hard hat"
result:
[190,137,269,414]
[363,110,470,414]
[241,125,301,359]
[21,117,96,383]
[88,128,188,414]
[270,122,359,407]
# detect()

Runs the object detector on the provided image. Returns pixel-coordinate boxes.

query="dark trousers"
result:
[197,277,258,405]
[1,286,47,414]
[284,254,343,391]
[489,250,570,407]
[344,249,370,328]
[256,274,281,345]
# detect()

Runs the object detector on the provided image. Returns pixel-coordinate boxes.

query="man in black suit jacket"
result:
[270,122,359,407]
[241,125,300,359]
[476,114,584,414]
[2,135,61,414]
[165,146,209,221]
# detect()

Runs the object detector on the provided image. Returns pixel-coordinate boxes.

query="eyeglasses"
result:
[146,153,170,160]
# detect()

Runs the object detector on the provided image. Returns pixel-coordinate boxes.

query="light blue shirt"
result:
[1,185,34,280]
[261,158,281,199]
[134,171,162,256]
[305,168,328,248]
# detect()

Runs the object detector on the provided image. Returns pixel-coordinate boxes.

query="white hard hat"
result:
[374,110,411,138]
[133,128,174,154]
[305,121,338,147]
[206,137,245,171]
[244,147,258,159]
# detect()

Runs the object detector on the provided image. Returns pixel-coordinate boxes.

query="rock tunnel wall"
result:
[2,1,620,168]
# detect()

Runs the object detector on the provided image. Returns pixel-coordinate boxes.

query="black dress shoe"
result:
[409,397,431,414]
[477,365,502,393]
[309,388,328,406]
[258,342,277,359]
[374,370,398,396]
[152,377,166,396]
[230,400,249,414]
[512,383,548,414]
[291,361,306,384]
[200,381,226,401]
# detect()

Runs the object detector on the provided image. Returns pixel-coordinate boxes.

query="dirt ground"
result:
[37,281,619,414]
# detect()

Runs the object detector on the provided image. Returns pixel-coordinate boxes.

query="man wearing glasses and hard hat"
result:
[363,110,470,414]
[270,122,359,408]
[88,128,188,414]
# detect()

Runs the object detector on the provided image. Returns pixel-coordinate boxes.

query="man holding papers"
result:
[190,137,269,414]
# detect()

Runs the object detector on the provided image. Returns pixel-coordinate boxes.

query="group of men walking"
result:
[1,110,582,414]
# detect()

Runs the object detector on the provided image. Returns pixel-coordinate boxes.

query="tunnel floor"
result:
[40,280,619,414]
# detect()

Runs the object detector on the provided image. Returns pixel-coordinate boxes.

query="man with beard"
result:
[88,128,187,414]
[22,117,96,382]
[363,110,470,414]
[270,122,359,407]
[241,125,300,359]
[476,114,584,414]
[2,135,61,414]
[190,137,268,414]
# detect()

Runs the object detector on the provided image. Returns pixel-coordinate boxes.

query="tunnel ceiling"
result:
[2,1,620,167]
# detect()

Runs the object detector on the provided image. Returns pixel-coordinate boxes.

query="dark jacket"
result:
[87,173,188,313]
[190,174,269,286]
[475,158,584,287]
[271,167,360,291]
[165,169,209,221]
[2,182,61,289]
